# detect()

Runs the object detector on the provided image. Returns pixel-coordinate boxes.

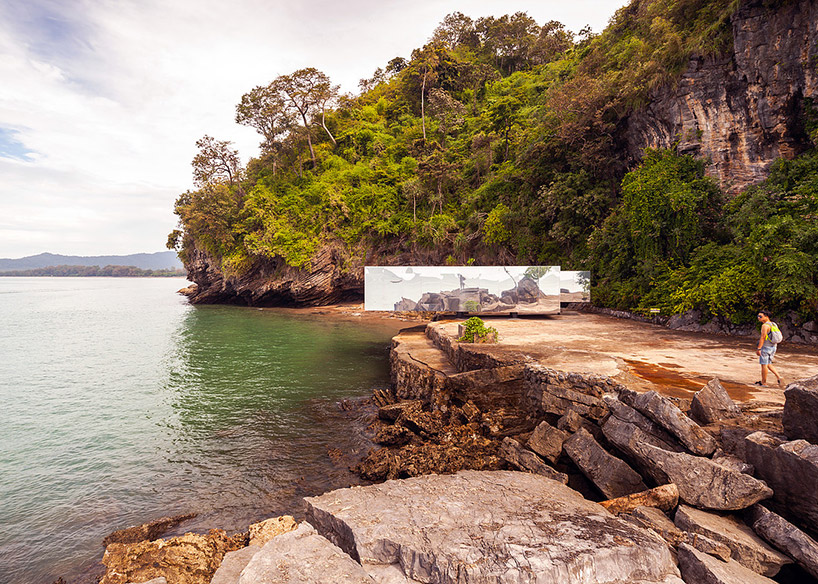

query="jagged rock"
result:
[102,513,197,546]
[603,395,683,452]
[743,431,818,531]
[782,374,818,443]
[603,417,771,510]
[690,378,742,425]
[397,408,446,438]
[677,543,777,584]
[630,506,731,560]
[674,505,791,577]
[557,408,598,434]
[100,529,245,584]
[210,547,258,584]
[373,424,414,446]
[600,484,680,514]
[237,523,375,584]
[126,579,167,584]
[711,451,753,475]
[499,437,569,483]
[378,400,423,422]
[751,505,818,579]
[631,391,717,456]
[461,400,481,423]
[527,420,569,463]
[306,470,683,584]
[683,532,733,562]
[563,428,647,498]
[525,365,609,421]
[248,515,297,547]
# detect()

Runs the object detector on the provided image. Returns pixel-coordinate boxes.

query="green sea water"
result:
[0,277,397,583]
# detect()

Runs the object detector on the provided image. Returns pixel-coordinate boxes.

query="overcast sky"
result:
[0,0,625,258]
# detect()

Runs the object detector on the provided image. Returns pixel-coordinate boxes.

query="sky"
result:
[0,0,626,259]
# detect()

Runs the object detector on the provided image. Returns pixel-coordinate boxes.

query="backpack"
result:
[768,322,783,344]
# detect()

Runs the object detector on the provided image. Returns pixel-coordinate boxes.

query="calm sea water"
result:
[0,277,397,584]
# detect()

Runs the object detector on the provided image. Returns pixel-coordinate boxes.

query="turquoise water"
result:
[0,278,396,583]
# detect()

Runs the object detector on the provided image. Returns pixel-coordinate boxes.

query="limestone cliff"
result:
[625,0,818,192]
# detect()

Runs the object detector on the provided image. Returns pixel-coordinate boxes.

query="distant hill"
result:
[0,251,183,272]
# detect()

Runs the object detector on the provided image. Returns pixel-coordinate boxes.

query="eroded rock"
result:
[499,437,568,483]
[102,514,197,547]
[631,391,717,456]
[527,421,569,463]
[600,484,679,515]
[306,470,682,584]
[563,428,647,499]
[248,515,297,547]
[690,378,742,425]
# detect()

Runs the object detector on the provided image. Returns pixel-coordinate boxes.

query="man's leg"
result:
[761,364,769,385]
[768,363,781,383]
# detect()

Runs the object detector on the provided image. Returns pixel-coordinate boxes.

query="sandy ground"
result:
[254,303,816,406]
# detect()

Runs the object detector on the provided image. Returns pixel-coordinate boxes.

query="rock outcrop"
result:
[563,427,647,499]
[782,374,818,443]
[689,378,742,426]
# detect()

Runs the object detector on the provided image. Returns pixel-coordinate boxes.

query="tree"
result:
[192,135,242,187]
[427,88,465,147]
[236,85,294,152]
[431,12,478,49]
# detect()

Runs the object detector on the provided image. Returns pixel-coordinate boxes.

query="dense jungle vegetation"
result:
[168,0,818,323]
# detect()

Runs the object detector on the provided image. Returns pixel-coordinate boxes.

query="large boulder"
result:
[743,432,818,531]
[499,437,569,483]
[750,505,818,579]
[782,374,818,443]
[525,365,609,421]
[563,428,647,499]
[631,507,731,561]
[527,421,570,463]
[600,484,679,515]
[603,395,683,452]
[677,543,778,584]
[689,378,742,425]
[631,391,717,456]
[674,505,791,577]
[237,523,376,584]
[306,470,683,584]
[603,417,772,510]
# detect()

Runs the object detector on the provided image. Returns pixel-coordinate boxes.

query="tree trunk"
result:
[421,68,427,142]
[321,109,337,145]
[300,113,316,166]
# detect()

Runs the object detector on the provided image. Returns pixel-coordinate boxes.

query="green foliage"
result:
[457,316,499,342]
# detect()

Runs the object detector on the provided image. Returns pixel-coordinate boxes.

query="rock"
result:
[126,579,167,584]
[210,547,258,584]
[100,529,245,584]
[499,437,569,483]
[525,365,609,421]
[750,505,818,579]
[682,532,732,562]
[563,428,647,498]
[689,378,742,425]
[527,420,570,463]
[711,451,753,475]
[674,505,791,577]
[630,506,731,561]
[102,513,197,546]
[373,424,414,446]
[397,408,446,438]
[603,417,772,510]
[306,470,682,584]
[378,401,423,422]
[600,484,680,515]
[677,543,778,584]
[557,408,597,434]
[248,515,297,546]
[631,391,717,456]
[603,395,683,452]
[782,374,818,443]
[743,431,818,531]
[237,523,375,584]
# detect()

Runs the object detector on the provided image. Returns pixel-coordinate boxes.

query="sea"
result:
[0,277,399,583]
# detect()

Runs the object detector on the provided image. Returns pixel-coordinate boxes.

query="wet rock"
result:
[237,523,375,584]
[600,484,680,515]
[690,378,742,425]
[604,395,683,452]
[306,470,682,584]
[248,515,297,547]
[563,428,647,498]
[499,437,569,483]
[102,513,197,546]
[100,529,245,584]
[743,431,818,530]
[378,400,423,423]
[782,374,818,443]
[677,543,777,584]
[373,424,414,446]
[528,420,570,463]
[631,391,717,456]
[750,505,818,579]
[674,505,791,577]
[603,417,771,510]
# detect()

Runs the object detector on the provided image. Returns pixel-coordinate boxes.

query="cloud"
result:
[0,0,624,258]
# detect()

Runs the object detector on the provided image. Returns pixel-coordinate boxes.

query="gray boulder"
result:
[237,522,375,584]
[604,395,683,452]
[677,543,777,584]
[674,505,791,577]
[751,505,818,579]
[525,365,609,421]
[782,374,818,443]
[711,451,753,475]
[632,391,717,456]
[689,378,742,425]
[211,546,259,584]
[499,437,569,483]
[527,421,569,463]
[306,470,683,584]
[603,417,772,510]
[743,431,818,531]
[631,507,731,561]
[563,428,647,498]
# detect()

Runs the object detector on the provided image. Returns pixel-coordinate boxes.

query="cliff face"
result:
[625,0,818,192]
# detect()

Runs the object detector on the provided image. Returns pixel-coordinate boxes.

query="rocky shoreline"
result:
[85,318,818,584]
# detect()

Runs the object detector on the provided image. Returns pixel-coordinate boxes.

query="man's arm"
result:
[757,323,770,352]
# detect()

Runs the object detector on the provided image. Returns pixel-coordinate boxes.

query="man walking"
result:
[756,310,783,386]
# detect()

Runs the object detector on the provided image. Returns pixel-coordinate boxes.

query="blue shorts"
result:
[760,345,776,365]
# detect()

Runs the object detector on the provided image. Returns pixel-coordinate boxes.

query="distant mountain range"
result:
[0,251,183,272]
